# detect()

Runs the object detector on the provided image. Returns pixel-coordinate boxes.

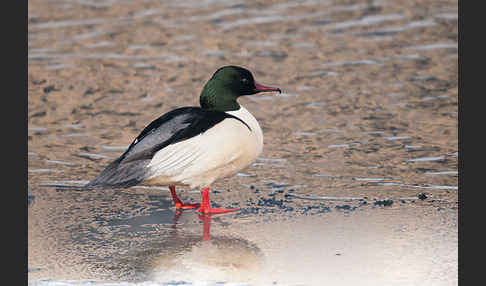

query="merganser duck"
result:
[85,66,281,214]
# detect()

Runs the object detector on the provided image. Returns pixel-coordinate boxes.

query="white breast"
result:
[144,105,263,189]
[226,105,264,156]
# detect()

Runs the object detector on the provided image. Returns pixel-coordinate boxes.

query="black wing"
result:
[84,107,249,189]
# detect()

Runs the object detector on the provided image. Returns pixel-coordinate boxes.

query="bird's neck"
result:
[200,80,240,112]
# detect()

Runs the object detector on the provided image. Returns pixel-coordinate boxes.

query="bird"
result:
[84,65,281,214]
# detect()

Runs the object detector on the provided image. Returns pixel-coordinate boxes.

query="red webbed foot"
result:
[197,187,240,215]
[169,185,200,209]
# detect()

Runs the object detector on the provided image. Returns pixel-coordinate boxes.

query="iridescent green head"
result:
[200,66,281,112]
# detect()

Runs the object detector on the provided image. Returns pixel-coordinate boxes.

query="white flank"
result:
[144,105,263,189]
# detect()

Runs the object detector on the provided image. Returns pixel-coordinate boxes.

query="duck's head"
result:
[200,65,281,112]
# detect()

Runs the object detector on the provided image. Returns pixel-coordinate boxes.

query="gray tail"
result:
[83,157,150,189]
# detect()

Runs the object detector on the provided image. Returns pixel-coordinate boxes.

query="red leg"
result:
[197,187,240,215]
[169,185,200,209]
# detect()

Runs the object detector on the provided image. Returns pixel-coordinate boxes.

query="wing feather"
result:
[84,107,242,188]
[147,142,203,177]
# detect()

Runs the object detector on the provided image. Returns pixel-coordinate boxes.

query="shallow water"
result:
[29,0,457,285]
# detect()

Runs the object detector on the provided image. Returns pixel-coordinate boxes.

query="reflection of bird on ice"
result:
[172,209,213,241]
[117,210,264,283]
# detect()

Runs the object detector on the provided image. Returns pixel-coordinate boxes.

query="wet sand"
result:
[28,0,457,285]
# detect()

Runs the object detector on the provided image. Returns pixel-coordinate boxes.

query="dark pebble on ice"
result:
[31,111,46,118]
[374,199,394,207]
[417,193,427,200]
[84,87,100,96]
[335,204,351,210]
[43,85,58,93]
[258,197,284,208]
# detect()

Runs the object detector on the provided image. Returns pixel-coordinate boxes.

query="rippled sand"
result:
[28,0,458,285]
